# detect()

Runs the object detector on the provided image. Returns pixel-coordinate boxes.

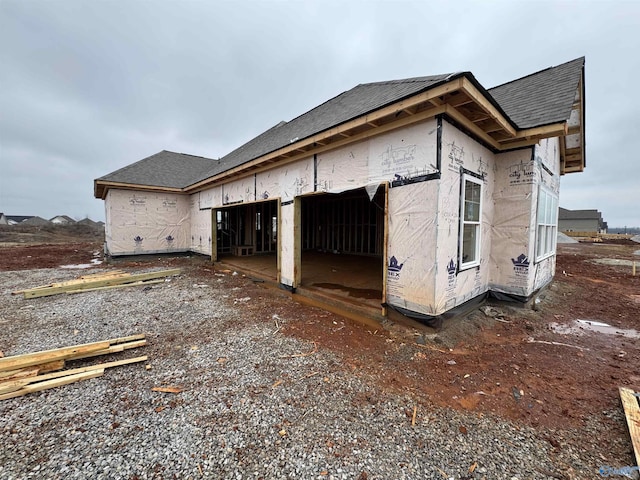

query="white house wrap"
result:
[95,57,586,324]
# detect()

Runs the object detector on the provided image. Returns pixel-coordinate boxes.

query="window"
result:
[535,187,558,260]
[459,175,482,269]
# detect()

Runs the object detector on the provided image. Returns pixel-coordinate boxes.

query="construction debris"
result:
[0,335,147,400]
[619,387,640,466]
[12,269,181,299]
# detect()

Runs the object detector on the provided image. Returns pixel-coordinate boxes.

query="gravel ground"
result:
[0,266,627,479]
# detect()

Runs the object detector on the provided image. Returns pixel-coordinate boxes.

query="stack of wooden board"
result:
[0,334,147,400]
[619,387,640,466]
[12,268,181,298]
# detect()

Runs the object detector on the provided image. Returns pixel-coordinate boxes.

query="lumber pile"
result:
[619,387,640,466]
[12,268,181,298]
[0,334,147,400]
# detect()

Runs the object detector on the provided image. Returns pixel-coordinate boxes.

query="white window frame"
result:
[459,174,482,270]
[535,186,559,261]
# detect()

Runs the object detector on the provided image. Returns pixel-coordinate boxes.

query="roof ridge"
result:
[489,56,584,91]
[359,73,457,87]
[162,150,218,161]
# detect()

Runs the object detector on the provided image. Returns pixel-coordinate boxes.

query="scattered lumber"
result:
[151,386,183,394]
[0,334,144,372]
[619,387,640,466]
[11,270,128,295]
[0,370,105,400]
[13,268,181,299]
[0,335,147,400]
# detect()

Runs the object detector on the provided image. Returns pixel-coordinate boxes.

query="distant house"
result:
[50,215,76,225]
[77,218,102,228]
[558,208,607,233]
[22,216,51,226]
[95,57,586,323]
[6,216,34,225]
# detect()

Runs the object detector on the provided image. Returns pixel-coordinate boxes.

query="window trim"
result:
[535,186,558,262]
[458,173,483,271]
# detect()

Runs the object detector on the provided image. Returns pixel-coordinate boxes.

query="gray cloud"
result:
[1,0,637,227]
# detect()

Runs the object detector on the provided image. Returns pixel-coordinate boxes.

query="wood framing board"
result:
[619,387,640,466]
[65,278,165,294]
[0,341,110,372]
[11,270,128,295]
[277,198,282,284]
[0,369,105,401]
[67,339,147,360]
[1,355,147,393]
[382,181,389,317]
[293,197,302,288]
[21,269,181,298]
[0,334,145,372]
[211,208,218,262]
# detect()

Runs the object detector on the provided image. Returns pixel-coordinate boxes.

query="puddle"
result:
[590,258,636,267]
[551,319,640,339]
[60,259,103,269]
[313,282,381,299]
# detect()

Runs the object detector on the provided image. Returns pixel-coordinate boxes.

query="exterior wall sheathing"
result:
[103,120,561,318]
[104,189,191,256]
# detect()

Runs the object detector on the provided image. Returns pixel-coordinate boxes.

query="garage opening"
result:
[300,186,385,312]
[214,200,279,280]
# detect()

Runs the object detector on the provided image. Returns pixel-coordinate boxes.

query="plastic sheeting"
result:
[189,200,212,256]
[104,117,564,316]
[433,121,495,315]
[256,157,313,201]
[386,181,438,314]
[317,120,438,194]
[105,189,190,256]
[279,202,296,287]
[531,137,560,291]
[488,148,536,297]
[488,137,561,297]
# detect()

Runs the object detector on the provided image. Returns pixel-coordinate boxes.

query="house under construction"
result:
[94,57,586,325]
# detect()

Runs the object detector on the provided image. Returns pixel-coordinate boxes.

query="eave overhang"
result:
[559,67,586,175]
[94,180,182,200]
[95,69,585,199]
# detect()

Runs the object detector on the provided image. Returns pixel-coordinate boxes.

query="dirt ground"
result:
[1,231,639,470]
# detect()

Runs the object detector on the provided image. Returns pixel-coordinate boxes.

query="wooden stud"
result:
[277,198,282,284]
[65,340,147,361]
[382,181,389,317]
[0,369,104,401]
[66,279,165,294]
[12,271,129,295]
[293,197,302,288]
[22,269,181,298]
[4,356,147,390]
[0,334,144,372]
[619,387,640,466]
[211,208,218,262]
[0,341,110,372]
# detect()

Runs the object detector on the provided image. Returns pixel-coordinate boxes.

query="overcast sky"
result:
[1,0,638,227]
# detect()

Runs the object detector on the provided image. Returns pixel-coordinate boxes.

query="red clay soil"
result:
[2,239,639,462]
[0,242,104,271]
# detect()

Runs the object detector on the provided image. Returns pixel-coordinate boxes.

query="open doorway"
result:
[300,186,385,311]
[214,200,279,280]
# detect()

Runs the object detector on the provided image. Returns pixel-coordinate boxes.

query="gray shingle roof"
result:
[194,73,460,183]
[97,150,217,189]
[488,57,584,129]
[96,58,585,192]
